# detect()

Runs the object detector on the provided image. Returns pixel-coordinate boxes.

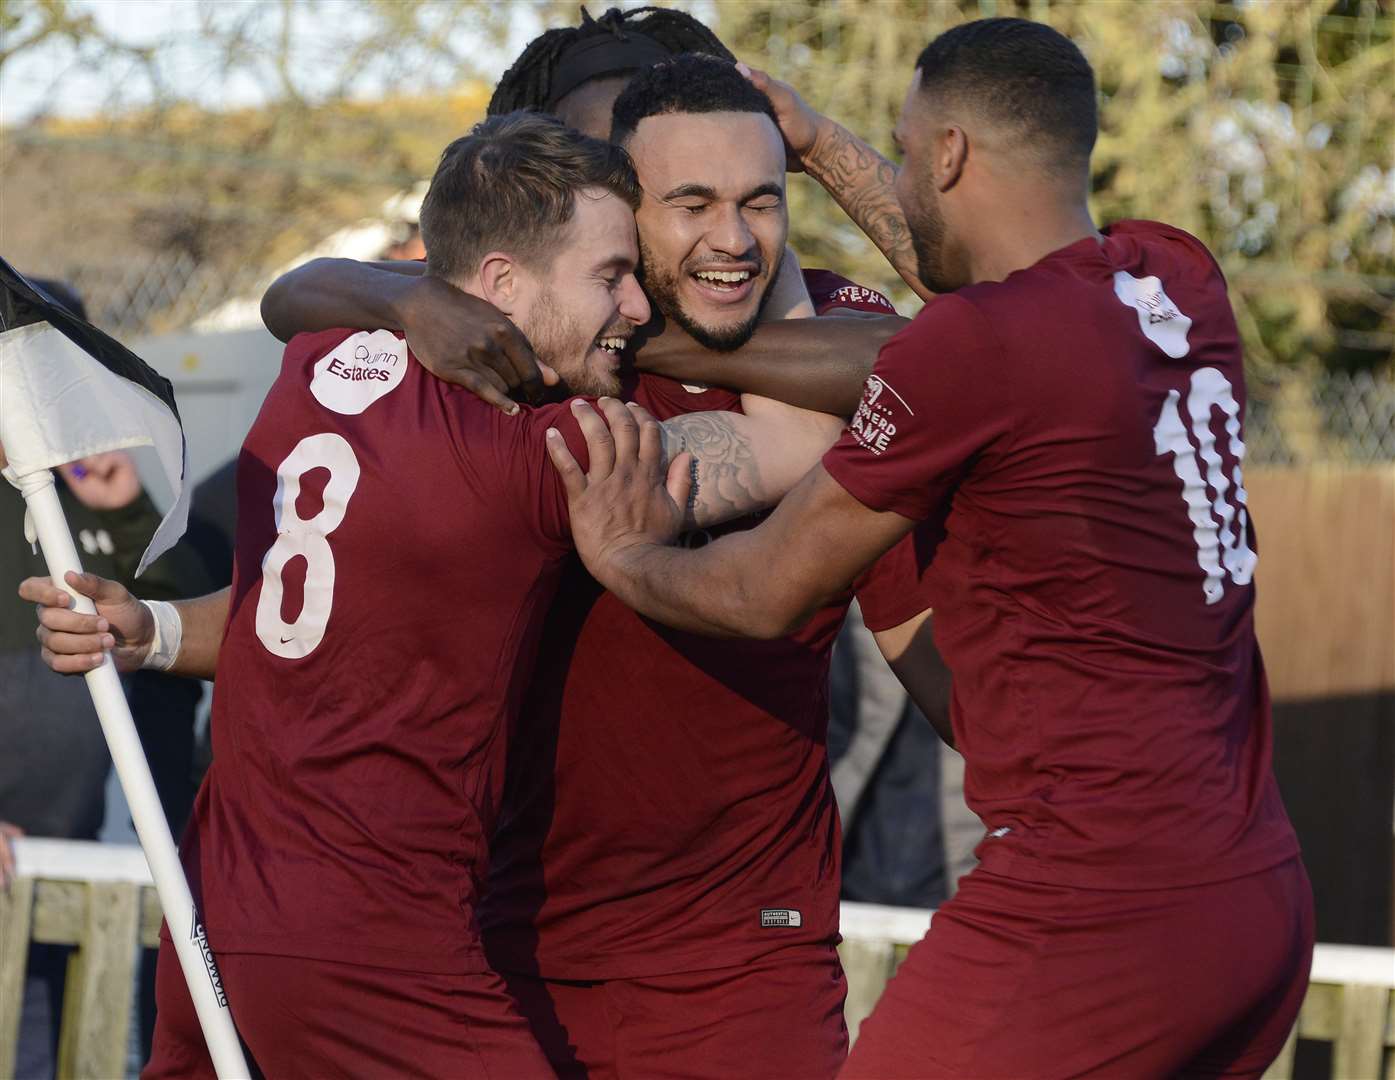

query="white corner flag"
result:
[0,258,190,573]
[0,257,251,1079]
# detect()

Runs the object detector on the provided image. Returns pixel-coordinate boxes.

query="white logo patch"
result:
[310,330,408,415]
[760,908,802,928]
[848,374,913,456]
[1113,271,1192,358]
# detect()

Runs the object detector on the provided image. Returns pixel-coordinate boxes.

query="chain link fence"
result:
[54,252,267,339]
[1248,369,1395,466]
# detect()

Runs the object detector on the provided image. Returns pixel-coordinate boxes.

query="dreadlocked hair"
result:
[488,6,735,116]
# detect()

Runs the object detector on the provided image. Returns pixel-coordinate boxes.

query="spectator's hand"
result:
[737,64,826,173]
[0,821,21,890]
[398,275,558,414]
[58,451,141,510]
[19,571,154,674]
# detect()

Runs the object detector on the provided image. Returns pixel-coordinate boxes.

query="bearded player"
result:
[256,25,911,1077]
[261,5,901,417]
[23,112,850,1077]
[551,20,1312,1080]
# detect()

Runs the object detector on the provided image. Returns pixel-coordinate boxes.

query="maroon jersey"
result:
[187,327,586,973]
[481,271,898,978]
[824,222,1299,889]
[801,268,899,315]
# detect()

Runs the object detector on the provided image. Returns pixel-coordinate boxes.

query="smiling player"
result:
[23,111,849,1077]
[226,46,903,1076]
[550,21,1312,1080]
[616,64,789,350]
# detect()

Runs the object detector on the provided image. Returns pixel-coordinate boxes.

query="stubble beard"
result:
[905,188,956,294]
[638,238,782,353]
[524,291,622,398]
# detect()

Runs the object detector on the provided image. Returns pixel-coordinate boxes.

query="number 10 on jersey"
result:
[1153,367,1257,606]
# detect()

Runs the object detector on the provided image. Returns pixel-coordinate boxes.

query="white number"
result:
[255,433,361,658]
[1153,367,1256,605]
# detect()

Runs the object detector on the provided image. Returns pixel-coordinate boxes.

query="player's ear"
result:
[934,125,968,193]
[477,252,520,316]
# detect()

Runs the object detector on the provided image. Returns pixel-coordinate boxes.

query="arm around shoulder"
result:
[260,258,424,343]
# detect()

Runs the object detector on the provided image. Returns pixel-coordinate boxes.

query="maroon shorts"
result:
[501,944,849,1080]
[143,939,551,1078]
[843,857,1314,1079]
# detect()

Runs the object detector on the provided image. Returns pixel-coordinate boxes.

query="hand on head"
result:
[736,64,824,173]
[17,571,153,675]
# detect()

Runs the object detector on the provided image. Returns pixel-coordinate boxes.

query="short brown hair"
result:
[420,111,640,282]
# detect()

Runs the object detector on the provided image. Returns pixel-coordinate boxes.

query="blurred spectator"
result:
[829,604,979,908]
[183,457,238,591]
[1,278,213,1077]
[2,453,157,1076]
[177,456,240,789]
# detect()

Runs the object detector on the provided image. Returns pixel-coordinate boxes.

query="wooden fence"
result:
[1245,466,1395,948]
[4,839,1394,1079]
[1246,466,1395,705]
[1,840,158,1078]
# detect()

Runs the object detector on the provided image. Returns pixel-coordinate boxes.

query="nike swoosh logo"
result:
[279,635,294,644]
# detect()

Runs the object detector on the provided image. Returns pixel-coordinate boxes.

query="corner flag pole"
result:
[15,469,251,1080]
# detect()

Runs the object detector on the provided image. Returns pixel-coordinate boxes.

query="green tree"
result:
[712,0,1394,377]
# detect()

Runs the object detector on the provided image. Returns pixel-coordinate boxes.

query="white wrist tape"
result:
[140,600,183,672]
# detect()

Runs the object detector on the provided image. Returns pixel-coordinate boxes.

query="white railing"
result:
[5,839,1394,1079]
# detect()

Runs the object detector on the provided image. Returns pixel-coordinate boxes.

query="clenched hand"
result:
[18,571,154,674]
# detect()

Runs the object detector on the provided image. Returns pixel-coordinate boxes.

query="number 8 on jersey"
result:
[255,432,361,659]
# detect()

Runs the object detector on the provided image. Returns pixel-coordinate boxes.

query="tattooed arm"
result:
[657,397,845,531]
[741,65,934,303]
[803,123,928,301]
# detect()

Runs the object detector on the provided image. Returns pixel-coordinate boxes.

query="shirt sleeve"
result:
[496,397,593,551]
[822,294,1008,522]
[633,372,742,417]
[852,520,945,631]
[283,328,358,376]
[802,268,899,316]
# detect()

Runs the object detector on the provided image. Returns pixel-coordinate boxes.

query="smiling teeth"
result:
[695,270,751,283]
[597,337,627,352]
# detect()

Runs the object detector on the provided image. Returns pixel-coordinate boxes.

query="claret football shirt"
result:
[824,222,1299,890]
[186,327,588,973]
[480,271,904,979]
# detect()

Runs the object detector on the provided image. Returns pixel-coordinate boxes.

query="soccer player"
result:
[23,112,843,1077]
[548,20,1313,1079]
[261,5,901,416]
[258,46,906,1080]
[483,59,884,1079]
